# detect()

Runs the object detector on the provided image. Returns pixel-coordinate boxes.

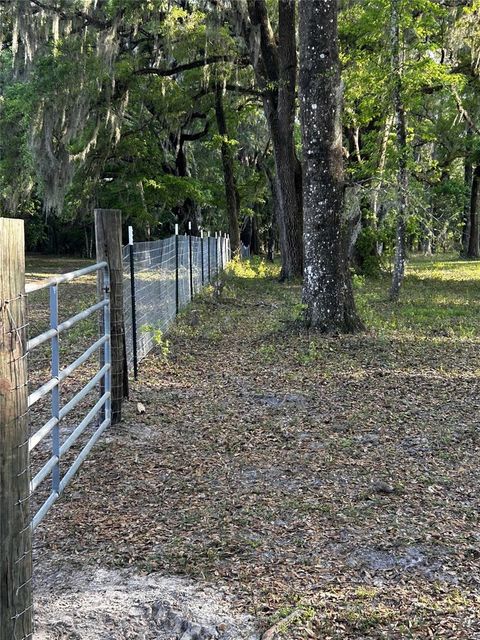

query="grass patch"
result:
[356,254,480,338]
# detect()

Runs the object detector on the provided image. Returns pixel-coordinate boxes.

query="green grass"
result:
[356,254,480,338]
[225,252,480,339]
[26,251,480,342]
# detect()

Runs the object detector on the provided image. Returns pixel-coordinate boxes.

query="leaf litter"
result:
[31,257,480,639]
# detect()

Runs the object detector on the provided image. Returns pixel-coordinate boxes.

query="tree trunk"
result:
[242,0,303,279]
[173,140,198,234]
[389,0,408,302]
[462,130,473,256]
[467,165,480,258]
[299,0,363,333]
[265,163,278,262]
[372,113,394,224]
[214,85,241,255]
[274,0,303,279]
[251,214,261,254]
[421,214,433,255]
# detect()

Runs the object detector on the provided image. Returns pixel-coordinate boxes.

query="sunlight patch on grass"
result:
[355,255,480,338]
[226,256,280,280]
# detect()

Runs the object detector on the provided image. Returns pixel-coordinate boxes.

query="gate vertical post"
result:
[94,209,124,425]
[0,218,32,640]
[50,284,60,493]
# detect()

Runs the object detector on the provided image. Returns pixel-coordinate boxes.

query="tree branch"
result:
[225,83,265,97]
[136,55,242,77]
[181,121,210,142]
[452,87,480,136]
[193,84,264,101]
[29,0,112,29]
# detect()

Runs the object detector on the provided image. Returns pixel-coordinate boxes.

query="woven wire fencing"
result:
[123,233,230,370]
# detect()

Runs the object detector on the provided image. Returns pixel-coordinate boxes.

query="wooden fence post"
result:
[0,218,32,640]
[94,209,125,424]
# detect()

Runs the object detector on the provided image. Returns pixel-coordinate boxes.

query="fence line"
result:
[2,215,115,637]
[1,212,231,636]
[123,228,231,374]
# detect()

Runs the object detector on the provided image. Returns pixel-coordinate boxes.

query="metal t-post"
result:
[200,229,205,286]
[128,226,138,380]
[207,231,211,282]
[175,223,179,314]
[188,221,193,301]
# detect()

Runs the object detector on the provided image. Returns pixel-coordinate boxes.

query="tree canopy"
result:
[0,0,479,318]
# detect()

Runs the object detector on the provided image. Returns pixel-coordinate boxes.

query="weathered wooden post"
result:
[94,209,125,424]
[0,218,32,640]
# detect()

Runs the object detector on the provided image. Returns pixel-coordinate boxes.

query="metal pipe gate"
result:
[25,262,112,529]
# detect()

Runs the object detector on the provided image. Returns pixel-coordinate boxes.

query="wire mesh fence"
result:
[123,232,230,372]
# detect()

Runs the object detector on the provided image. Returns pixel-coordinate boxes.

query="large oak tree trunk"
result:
[467,165,480,258]
[389,0,408,301]
[215,85,241,255]
[299,0,362,332]
[274,0,303,279]
[244,0,303,279]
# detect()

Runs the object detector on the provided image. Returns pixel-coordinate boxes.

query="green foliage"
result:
[141,325,171,361]
[226,256,271,279]
[354,227,384,276]
[0,0,478,260]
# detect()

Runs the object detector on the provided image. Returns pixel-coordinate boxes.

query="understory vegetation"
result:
[30,254,480,639]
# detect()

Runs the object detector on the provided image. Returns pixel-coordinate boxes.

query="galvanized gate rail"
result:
[26,262,112,530]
